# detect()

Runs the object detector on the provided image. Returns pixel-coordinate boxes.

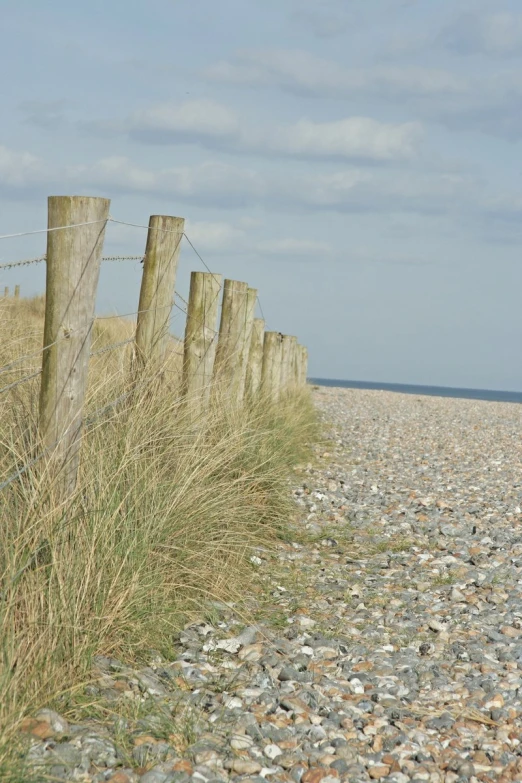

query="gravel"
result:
[17,386,522,782]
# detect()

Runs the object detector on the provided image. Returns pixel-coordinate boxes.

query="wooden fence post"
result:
[134,215,184,372]
[213,279,252,405]
[238,287,257,401]
[14,285,20,299]
[245,318,265,399]
[182,270,222,414]
[299,345,309,385]
[261,331,283,401]
[280,334,297,392]
[39,195,110,497]
[293,343,302,386]
[3,287,8,298]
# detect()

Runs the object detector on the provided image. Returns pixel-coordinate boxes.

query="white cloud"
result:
[120,98,422,162]
[269,117,421,161]
[66,152,497,223]
[130,99,240,143]
[203,48,522,140]
[0,145,48,189]
[184,219,245,252]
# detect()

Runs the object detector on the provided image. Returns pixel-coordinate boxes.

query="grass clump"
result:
[0,296,317,771]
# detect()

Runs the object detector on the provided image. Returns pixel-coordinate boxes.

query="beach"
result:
[21,386,522,782]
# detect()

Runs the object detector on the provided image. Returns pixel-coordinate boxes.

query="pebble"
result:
[19,388,522,782]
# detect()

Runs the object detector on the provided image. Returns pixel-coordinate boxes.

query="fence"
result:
[0,195,309,499]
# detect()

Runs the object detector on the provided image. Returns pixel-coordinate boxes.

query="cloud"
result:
[112,98,422,162]
[204,48,522,140]
[0,145,48,190]
[184,219,245,252]
[66,153,505,224]
[439,12,522,56]
[205,49,467,98]
[129,99,240,145]
[184,223,334,258]
[4,140,522,239]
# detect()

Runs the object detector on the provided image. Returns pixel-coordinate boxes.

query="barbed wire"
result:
[0,338,63,378]
[0,254,144,272]
[102,255,144,263]
[90,337,135,358]
[0,449,47,493]
[0,370,41,396]
[0,256,46,271]
[0,374,153,492]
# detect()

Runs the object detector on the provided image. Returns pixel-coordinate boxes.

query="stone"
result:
[302,769,337,783]
[34,708,68,734]
[368,764,391,779]
[264,743,283,759]
[226,759,262,775]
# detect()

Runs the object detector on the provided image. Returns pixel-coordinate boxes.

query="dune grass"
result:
[0,295,317,773]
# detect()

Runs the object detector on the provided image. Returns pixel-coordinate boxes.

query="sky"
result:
[1,0,522,390]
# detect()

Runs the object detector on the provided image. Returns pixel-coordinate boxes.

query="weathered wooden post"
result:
[238,287,257,401]
[280,335,297,393]
[261,331,283,401]
[39,195,110,497]
[293,343,303,386]
[14,285,20,299]
[134,215,184,372]
[299,345,309,385]
[245,318,265,399]
[182,270,222,414]
[213,279,251,405]
[3,287,8,298]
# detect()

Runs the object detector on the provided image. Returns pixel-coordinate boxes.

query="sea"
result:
[309,378,522,405]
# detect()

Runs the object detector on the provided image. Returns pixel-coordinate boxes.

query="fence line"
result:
[0,217,109,242]
[0,338,64,377]
[90,337,135,358]
[0,256,46,271]
[0,255,144,272]
[0,195,308,499]
[0,370,41,396]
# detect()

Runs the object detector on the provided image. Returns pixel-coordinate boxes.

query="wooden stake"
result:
[39,195,110,497]
[261,331,283,401]
[238,287,257,402]
[14,285,20,299]
[135,215,184,371]
[245,318,265,399]
[280,334,297,392]
[299,345,309,385]
[213,279,250,405]
[3,287,8,298]
[182,270,222,414]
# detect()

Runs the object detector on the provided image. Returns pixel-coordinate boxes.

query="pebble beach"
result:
[20,386,522,783]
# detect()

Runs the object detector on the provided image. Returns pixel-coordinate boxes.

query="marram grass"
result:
[0,296,317,772]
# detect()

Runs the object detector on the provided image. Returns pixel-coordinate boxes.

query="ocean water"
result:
[309,378,522,404]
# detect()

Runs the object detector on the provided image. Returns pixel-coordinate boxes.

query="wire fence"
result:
[0,214,268,326]
[0,205,304,498]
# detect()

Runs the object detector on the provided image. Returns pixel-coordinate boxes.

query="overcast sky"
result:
[2,0,522,390]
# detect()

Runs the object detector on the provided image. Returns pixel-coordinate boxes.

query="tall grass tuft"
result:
[0,295,317,769]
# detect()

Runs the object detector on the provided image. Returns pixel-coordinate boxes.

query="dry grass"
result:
[0,295,317,772]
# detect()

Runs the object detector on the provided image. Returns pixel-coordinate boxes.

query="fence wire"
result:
[0,370,41,396]
[0,210,277,492]
[90,337,135,358]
